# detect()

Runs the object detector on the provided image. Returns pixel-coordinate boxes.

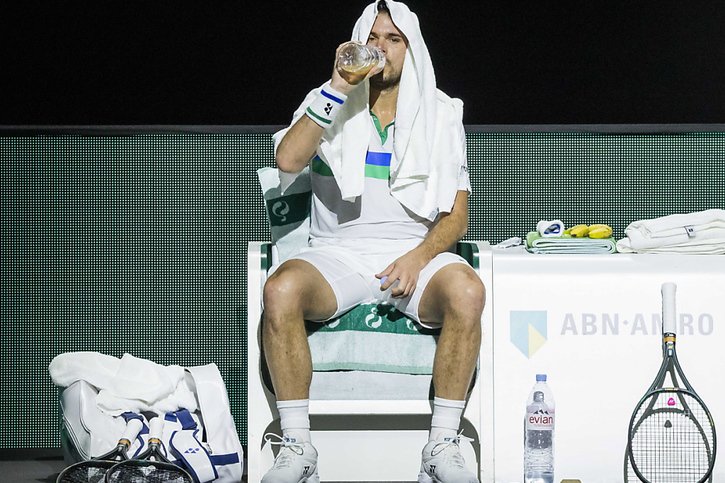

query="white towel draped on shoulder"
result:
[273,0,466,221]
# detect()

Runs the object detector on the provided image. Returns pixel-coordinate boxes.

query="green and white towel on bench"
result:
[525,231,617,254]
[307,304,438,375]
[257,167,438,375]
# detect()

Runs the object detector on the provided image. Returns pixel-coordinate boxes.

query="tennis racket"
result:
[625,282,717,482]
[104,416,193,483]
[57,418,143,483]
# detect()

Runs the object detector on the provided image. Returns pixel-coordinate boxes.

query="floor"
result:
[0,453,249,482]
[0,455,65,483]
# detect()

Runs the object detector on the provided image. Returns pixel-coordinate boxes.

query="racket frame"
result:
[625,283,717,483]
[56,419,143,483]
[104,416,193,483]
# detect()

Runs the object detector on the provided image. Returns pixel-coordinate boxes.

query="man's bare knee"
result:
[442,268,485,322]
[263,264,314,323]
[263,260,337,322]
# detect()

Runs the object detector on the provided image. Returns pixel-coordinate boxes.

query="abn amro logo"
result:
[510,311,548,358]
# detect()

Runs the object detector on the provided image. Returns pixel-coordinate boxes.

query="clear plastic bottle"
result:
[337,41,385,75]
[378,275,399,305]
[524,374,555,483]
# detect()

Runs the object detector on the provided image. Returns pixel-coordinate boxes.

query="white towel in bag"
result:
[49,352,198,416]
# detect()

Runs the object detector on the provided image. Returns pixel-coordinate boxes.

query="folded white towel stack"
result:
[617,209,725,254]
[528,236,617,255]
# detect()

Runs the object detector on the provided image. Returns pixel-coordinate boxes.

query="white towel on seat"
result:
[49,352,198,416]
[273,0,466,222]
[257,167,311,263]
[616,209,725,254]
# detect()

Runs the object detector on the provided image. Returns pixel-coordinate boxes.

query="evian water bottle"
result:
[524,374,555,483]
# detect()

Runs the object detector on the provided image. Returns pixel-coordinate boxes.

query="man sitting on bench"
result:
[262,1,485,482]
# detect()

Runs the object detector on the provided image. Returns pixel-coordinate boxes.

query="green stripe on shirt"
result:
[370,111,394,144]
[311,156,334,176]
[365,163,390,180]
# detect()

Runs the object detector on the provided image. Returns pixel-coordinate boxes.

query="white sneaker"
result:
[262,433,320,483]
[417,434,479,483]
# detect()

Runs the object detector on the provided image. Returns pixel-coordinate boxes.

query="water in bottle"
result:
[524,374,555,483]
[337,41,385,75]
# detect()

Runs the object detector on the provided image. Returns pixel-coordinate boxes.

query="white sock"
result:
[277,399,311,443]
[429,397,466,442]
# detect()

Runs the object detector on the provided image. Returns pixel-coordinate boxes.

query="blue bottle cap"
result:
[536,374,547,382]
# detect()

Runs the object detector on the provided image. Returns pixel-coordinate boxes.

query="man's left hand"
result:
[375,248,431,298]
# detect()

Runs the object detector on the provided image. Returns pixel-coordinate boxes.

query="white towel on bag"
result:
[273,0,466,221]
[49,352,198,416]
[616,209,725,254]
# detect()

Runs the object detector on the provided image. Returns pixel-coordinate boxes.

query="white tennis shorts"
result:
[269,238,468,328]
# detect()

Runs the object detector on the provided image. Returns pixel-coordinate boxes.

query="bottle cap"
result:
[536,374,547,382]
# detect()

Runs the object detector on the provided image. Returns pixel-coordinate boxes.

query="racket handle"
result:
[661,282,677,334]
[119,418,143,446]
[148,416,164,440]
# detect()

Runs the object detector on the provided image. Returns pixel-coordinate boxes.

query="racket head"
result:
[104,460,194,483]
[57,418,144,483]
[627,387,716,483]
[56,460,117,483]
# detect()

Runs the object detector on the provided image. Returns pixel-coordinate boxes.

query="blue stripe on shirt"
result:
[365,151,392,167]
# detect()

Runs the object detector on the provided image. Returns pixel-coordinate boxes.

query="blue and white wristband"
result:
[305,83,347,128]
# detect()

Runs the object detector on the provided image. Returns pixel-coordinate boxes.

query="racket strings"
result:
[630,391,714,482]
[56,461,116,483]
[105,462,193,483]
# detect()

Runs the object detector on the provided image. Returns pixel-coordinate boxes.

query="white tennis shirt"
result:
[309,113,470,242]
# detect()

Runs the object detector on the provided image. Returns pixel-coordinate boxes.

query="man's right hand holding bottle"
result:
[331,41,386,94]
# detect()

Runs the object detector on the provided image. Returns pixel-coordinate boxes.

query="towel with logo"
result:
[307,303,438,375]
[616,209,725,254]
[257,166,311,263]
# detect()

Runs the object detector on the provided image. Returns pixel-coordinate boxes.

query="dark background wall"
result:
[1,0,725,125]
[2,130,724,449]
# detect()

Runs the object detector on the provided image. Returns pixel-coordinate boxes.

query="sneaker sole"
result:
[417,472,435,483]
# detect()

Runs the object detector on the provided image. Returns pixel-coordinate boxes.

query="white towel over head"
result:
[274,0,466,222]
[350,0,437,179]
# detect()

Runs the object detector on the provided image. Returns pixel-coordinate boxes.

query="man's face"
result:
[366,11,408,90]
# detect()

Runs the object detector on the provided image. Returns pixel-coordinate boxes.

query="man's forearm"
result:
[275,115,325,173]
[415,191,469,262]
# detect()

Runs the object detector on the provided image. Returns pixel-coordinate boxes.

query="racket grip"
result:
[120,418,144,445]
[148,416,164,440]
[661,282,677,334]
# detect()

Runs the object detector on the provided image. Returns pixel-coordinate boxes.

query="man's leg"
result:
[417,262,485,483]
[419,263,484,401]
[263,259,337,401]
[261,259,337,483]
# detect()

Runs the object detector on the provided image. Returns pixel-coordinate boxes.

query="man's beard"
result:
[369,69,401,91]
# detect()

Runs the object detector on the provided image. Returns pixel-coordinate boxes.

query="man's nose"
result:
[370,38,386,53]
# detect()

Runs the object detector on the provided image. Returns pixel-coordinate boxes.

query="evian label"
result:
[526,409,555,430]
